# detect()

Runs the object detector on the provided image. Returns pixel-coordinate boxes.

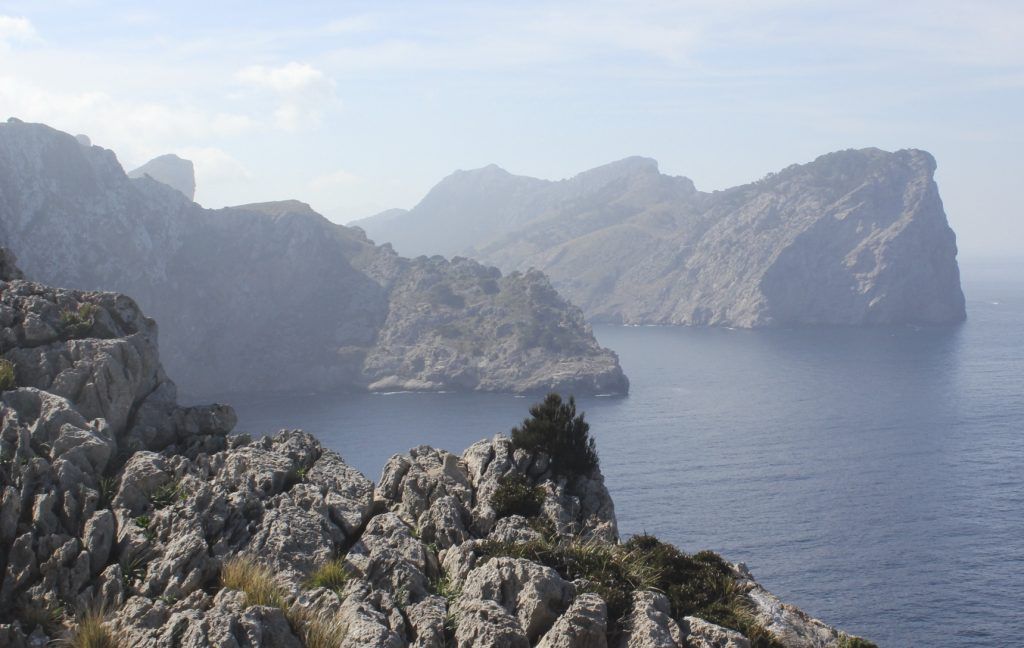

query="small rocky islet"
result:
[0,249,874,647]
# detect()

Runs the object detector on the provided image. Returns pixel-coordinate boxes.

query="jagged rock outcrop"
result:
[0,258,870,647]
[127,153,196,201]
[0,119,626,396]
[356,151,966,327]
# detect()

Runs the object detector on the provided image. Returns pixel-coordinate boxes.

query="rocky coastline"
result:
[0,250,871,647]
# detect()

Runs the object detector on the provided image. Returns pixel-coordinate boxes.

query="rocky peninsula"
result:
[0,249,872,647]
[0,119,626,397]
[357,150,966,327]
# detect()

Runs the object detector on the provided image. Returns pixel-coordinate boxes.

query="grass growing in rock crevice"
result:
[478,533,782,647]
[221,556,286,608]
[149,480,187,509]
[0,358,15,391]
[59,302,99,338]
[305,558,350,596]
[60,606,121,648]
[16,599,64,636]
[222,556,350,647]
[287,607,349,648]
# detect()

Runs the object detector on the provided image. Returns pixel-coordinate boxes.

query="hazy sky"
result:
[1,1,1022,259]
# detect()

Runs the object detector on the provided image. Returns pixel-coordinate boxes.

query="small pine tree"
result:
[511,393,598,476]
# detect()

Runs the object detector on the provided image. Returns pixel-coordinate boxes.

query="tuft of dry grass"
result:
[221,556,286,608]
[287,607,348,648]
[305,558,350,596]
[60,607,120,648]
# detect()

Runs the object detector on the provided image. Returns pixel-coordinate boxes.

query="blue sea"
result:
[230,261,1023,647]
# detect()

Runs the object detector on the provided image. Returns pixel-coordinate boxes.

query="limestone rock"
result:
[682,616,751,648]
[619,591,685,648]
[733,563,853,648]
[459,556,575,641]
[536,592,608,648]
[454,598,530,648]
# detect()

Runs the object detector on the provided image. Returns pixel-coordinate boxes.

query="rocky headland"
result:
[0,119,625,397]
[356,150,966,327]
[0,249,872,647]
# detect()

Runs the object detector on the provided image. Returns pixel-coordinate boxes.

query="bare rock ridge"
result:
[0,119,626,397]
[127,153,196,201]
[355,151,966,327]
[0,253,872,647]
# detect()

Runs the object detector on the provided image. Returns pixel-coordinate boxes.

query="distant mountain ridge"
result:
[356,150,966,327]
[0,118,627,396]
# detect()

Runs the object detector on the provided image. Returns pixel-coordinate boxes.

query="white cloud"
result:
[235,61,337,131]
[177,146,253,205]
[309,169,360,190]
[179,146,251,183]
[236,62,325,92]
[324,16,377,34]
[0,15,34,40]
[0,75,258,164]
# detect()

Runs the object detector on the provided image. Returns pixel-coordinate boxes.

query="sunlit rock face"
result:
[0,119,626,396]
[128,154,196,201]
[357,150,966,327]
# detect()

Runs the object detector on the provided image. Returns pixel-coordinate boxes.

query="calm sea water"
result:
[228,263,1023,647]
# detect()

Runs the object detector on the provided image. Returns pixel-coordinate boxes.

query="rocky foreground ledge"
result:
[0,252,872,647]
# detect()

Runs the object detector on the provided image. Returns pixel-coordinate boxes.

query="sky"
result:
[0,0,1022,259]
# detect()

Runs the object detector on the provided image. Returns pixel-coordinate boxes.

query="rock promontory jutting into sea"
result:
[0,248,874,647]
[0,118,627,398]
[356,150,966,327]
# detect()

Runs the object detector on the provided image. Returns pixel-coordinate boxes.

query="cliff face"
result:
[0,119,626,396]
[357,150,966,327]
[0,257,871,647]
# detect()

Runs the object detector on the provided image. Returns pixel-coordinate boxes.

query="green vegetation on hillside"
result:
[480,533,782,646]
[491,473,545,519]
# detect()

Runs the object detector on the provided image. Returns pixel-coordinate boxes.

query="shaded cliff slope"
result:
[0,119,626,396]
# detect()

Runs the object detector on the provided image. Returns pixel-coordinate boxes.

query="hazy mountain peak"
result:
[128,153,196,201]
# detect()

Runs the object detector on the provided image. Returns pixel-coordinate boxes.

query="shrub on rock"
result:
[511,393,598,476]
[492,473,545,519]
